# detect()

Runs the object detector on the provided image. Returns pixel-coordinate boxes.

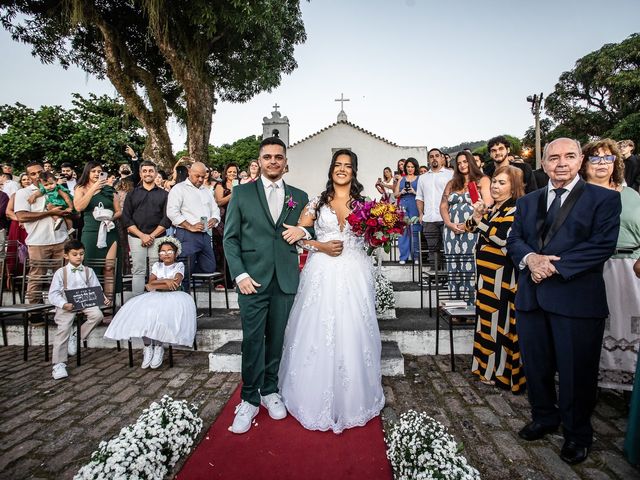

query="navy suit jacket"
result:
[506,179,621,318]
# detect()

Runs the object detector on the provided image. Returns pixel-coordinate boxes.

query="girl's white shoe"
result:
[141,345,154,369]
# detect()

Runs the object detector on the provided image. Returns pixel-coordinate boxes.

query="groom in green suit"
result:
[223,137,311,434]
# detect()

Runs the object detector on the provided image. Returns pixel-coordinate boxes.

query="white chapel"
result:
[262,98,428,199]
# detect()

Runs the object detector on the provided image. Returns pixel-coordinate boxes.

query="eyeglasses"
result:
[159,250,175,256]
[588,155,616,164]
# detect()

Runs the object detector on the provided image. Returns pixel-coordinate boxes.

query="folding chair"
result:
[434,253,477,372]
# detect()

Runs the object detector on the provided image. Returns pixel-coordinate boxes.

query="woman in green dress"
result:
[73,161,122,297]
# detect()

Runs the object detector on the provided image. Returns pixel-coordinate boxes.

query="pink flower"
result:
[286,195,297,209]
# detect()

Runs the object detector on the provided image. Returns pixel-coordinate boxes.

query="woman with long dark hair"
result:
[73,160,121,297]
[279,148,385,434]
[440,151,491,306]
[394,157,421,264]
[213,162,240,287]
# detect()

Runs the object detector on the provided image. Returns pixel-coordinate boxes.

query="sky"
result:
[1,0,639,152]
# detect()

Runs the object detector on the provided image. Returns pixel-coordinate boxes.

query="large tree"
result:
[1,1,306,167]
[544,33,640,145]
[0,93,145,172]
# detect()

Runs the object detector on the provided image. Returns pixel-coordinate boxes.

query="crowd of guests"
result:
[0,151,263,378]
[1,133,638,466]
[376,135,639,466]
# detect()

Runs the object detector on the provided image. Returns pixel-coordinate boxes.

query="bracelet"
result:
[296,240,318,253]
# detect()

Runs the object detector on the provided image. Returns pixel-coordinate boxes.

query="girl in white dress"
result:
[104,237,197,369]
[279,149,385,434]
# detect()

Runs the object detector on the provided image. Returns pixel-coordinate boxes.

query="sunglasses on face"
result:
[159,250,175,256]
[588,155,615,164]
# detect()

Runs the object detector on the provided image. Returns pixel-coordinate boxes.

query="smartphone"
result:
[232,179,239,187]
[99,172,108,182]
[468,182,480,203]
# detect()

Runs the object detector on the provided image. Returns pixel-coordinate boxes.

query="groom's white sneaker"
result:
[260,393,287,420]
[231,401,259,434]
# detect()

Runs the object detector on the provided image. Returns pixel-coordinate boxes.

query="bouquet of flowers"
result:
[75,395,203,480]
[386,410,480,480]
[347,199,413,255]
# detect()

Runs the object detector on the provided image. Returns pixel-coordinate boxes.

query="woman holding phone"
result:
[74,161,122,297]
[393,158,420,264]
[440,151,491,306]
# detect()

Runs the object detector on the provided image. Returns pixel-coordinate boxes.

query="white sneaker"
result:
[52,363,68,380]
[399,260,406,265]
[260,393,287,420]
[150,345,164,369]
[141,345,154,369]
[231,401,259,434]
[67,332,78,356]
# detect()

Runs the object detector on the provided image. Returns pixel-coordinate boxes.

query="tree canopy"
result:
[1,1,306,167]
[176,134,262,172]
[0,93,145,172]
[544,33,640,145]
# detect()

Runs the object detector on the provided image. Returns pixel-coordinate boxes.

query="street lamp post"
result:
[527,93,544,169]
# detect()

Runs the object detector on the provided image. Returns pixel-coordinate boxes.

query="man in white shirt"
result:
[1,172,19,197]
[14,161,69,304]
[415,148,453,268]
[48,239,105,379]
[166,160,221,288]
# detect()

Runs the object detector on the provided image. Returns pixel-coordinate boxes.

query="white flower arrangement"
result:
[386,410,481,480]
[75,395,203,480]
[375,270,395,314]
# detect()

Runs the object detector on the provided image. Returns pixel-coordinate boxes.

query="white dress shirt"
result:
[48,264,101,308]
[2,180,19,197]
[415,169,454,222]
[166,179,221,228]
[261,175,284,220]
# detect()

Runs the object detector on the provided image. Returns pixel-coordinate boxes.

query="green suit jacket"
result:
[223,180,312,295]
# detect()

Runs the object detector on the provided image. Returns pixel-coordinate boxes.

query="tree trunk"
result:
[94,18,175,170]
[184,76,215,164]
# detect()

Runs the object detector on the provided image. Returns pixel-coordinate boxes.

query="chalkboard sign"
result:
[65,286,105,311]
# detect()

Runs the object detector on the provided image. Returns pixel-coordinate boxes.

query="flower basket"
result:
[386,410,480,480]
[75,395,203,480]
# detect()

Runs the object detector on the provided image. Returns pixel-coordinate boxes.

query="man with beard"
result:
[484,136,538,193]
[122,161,172,295]
[415,148,453,269]
[59,163,77,192]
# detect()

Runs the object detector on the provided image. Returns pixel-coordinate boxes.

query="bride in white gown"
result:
[279,149,385,434]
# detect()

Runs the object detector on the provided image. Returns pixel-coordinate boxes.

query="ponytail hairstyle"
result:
[317,149,365,211]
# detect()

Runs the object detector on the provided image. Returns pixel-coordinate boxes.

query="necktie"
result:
[268,183,279,223]
[71,266,83,273]
[542,188,567,240]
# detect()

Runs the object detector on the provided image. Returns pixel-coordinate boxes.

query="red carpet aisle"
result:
[177,386,393,480]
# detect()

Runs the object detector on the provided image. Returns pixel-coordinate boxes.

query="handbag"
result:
[92,202,113,222]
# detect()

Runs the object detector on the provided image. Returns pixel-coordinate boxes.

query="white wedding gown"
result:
[278,199,385,433]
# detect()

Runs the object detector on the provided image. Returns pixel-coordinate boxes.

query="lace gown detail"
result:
[278,198,385,433]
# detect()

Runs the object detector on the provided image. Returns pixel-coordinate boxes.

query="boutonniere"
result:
[286,194,298,210]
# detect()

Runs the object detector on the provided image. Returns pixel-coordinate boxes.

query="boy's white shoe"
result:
[141,345,154,369]
[231,401,259,434]
[67,332,78,356]
[150,345,164,369]
[52,363,68,380]
[260,393,287,420]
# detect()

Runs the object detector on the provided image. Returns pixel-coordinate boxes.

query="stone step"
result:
[0,308,474,356]
[208,340,405,376]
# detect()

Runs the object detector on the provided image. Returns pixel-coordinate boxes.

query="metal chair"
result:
[0,257,63,361]
[434,253,477,372]
[417,230,447,314]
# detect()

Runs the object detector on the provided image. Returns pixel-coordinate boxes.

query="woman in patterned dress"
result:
[440,151,491,306]
[466,165,526,392]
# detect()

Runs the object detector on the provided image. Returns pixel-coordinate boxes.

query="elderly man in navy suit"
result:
[507,138,621,465]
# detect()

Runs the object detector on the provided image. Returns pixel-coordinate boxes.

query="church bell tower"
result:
[262,104,290,147]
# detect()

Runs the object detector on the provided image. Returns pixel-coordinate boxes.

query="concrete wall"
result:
[285,123,427,199]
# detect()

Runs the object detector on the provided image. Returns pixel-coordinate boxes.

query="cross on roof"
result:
[334,93,350,111]
[272,103,280,112]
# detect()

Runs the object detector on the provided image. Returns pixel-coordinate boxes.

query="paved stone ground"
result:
[382,355,640,480]
[1,346,639,479]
